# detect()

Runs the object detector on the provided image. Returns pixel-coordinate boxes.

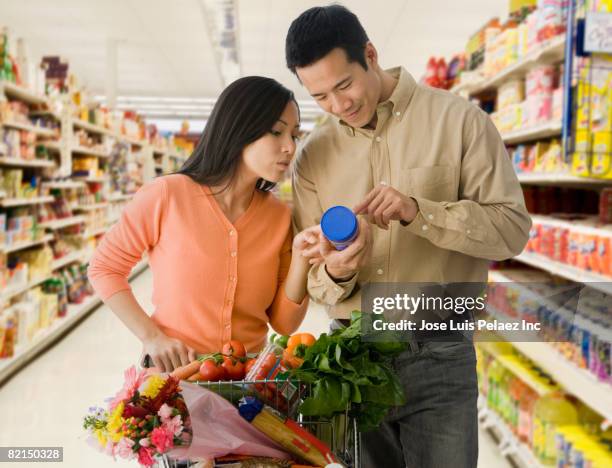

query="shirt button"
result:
[375,136,382,142]
[230,276,236,282]
[377,269,384,275]
[225,324,230,329]
[422,225,429,231]
[230,251,237,257]
[467,230,471,235]
[229,230,235,236]
[395,111,401,117]
[428,214,434,220]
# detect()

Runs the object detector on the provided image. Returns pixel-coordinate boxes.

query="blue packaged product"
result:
[321,205,359,250]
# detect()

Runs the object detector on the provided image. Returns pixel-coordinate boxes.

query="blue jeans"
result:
[362,340,479,468]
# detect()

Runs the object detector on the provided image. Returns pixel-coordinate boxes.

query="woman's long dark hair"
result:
[177,76,298,192]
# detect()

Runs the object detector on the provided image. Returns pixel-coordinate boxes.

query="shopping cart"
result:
[155,377,361,468]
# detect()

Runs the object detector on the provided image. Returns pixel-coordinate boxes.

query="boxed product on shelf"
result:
[0,308,17,358]
[525,214,612,277]
[536,0,568,42]
[72,156,100,178]
[601,188,612,224]
[478,341,611,466]
[18,245,53,279]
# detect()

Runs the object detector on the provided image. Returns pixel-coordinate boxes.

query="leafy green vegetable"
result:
[290,311,406,431]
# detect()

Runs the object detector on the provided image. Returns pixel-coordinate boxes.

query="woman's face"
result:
[241,101,300,183]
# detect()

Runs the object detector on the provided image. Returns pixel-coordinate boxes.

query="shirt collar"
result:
[338,66,417,136]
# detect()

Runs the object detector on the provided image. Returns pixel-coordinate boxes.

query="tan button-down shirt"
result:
[292,67,532,319]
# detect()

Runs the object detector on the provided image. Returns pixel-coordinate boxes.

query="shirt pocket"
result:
[406,166,458,202]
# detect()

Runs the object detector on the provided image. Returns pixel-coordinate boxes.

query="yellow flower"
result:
[141,375,166,399]
[106,402,125,443]
[94,428,108,447]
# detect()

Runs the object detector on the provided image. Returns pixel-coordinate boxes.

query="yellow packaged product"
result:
[532,393,578,464]
[591,132,612,179]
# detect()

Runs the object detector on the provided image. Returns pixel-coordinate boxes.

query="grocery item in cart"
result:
[239,396,340,467]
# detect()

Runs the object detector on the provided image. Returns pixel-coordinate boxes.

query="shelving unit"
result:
[514,252,612,295]
[501,120,562,145]
[1,120,56,137]
[39,215,86,230]
[0,259,148,385]
[452,34,566,96]
[0,196,55,208]
[1,234,54,254]
[0,157,56,168]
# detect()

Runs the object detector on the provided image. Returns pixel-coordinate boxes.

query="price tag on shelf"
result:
[585,12,612,53]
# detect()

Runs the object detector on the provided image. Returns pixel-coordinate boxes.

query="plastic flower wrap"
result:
[83,366,191,467]
[84,367,289,466]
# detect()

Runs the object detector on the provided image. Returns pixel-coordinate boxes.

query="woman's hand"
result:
[293,225,324,265]
[141,331,197,372]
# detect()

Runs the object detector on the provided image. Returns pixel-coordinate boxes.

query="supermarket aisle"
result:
[0,268,510,468]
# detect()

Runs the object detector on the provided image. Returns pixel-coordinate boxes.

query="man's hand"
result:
[354,183,418,229]
[300,217,372,281]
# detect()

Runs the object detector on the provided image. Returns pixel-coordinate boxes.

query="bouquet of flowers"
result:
[83,366,191,466]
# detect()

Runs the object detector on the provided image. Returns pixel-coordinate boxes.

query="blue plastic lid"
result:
[238,396,263,422]
[321,206,358,243]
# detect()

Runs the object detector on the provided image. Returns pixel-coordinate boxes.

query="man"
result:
[285,5,531,468]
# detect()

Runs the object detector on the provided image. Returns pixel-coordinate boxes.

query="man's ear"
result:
[364,42,379,69]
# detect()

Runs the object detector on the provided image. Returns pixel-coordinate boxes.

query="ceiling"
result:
[0,0,508,127]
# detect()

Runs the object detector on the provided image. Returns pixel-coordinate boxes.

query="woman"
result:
[88,76,319,372]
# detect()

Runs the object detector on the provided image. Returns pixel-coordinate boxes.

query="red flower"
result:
[150,426,174,453]
[137,446,155,467]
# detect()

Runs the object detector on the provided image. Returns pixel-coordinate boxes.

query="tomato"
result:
[222,357,245,381]
[245,358,257,375]
[199,359,226,381]
[222,340,246,358]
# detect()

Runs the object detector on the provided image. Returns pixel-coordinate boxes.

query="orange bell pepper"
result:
[282,333,316,369]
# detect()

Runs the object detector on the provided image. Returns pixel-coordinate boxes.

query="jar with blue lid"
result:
[321,205,359,250]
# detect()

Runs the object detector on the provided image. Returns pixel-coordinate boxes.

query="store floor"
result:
[0,268,511,468]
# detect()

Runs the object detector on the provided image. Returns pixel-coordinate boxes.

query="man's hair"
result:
[285,4,369,74]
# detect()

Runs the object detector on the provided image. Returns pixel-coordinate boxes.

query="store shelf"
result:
[1,120,56,137]
[0,156,56,168]
[517,173,612,186]
[41,141,62,153]
[73,202,109,211]
[501,120,562,145]
[71,118,112,136]
[82,227,107,238]
[452,35,566,96]
[51,250,85,270]
[509,341,612,422]
[0,195,54,208]
[29,110,62,121]
[514,252,612,295]
[0,259,148,385]
[72,176,109,184]
[71,146,111,158]
[42,180,85,190]
[39,215,86,230]
[0,274,52,303]
[0,80,49,106]
[1,234,54,254]
[107,193,133,202]
[480,404,543,468]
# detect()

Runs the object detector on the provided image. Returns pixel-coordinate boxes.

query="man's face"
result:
[296,47,381,128]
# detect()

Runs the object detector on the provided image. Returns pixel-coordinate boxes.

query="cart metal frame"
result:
[155,378,361,468]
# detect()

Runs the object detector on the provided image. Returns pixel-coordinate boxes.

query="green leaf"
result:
[299,377,349,417]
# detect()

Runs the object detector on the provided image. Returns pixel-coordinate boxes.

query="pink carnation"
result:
[137,447,155,467]
[150,427,174,453]
[158,403,173,422]
[115,438,135,460]
[163,415,183,437]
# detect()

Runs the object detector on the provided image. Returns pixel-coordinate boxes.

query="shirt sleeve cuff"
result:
[402,197,445,237]
[307,263,358,305]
